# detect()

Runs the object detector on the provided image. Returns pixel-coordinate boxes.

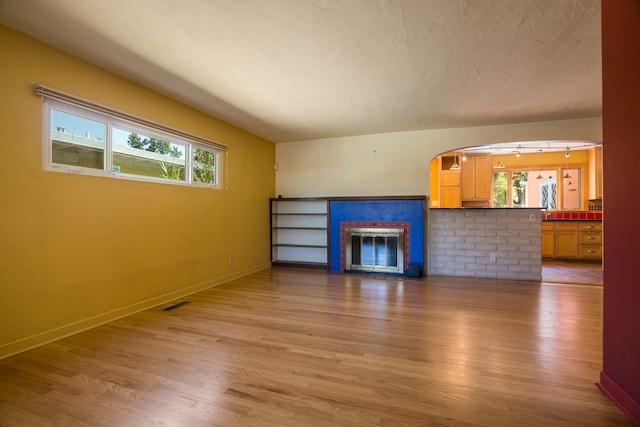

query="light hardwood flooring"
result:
[542,260,603,286]
[0,268,630,426]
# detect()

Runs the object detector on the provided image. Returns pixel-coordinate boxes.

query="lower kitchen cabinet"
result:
[542,221,602,261]
[578,221,603,259]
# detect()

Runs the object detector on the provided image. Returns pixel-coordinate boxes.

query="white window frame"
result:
[38,85,225,188]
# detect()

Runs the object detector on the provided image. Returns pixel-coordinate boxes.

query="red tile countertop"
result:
[543,211,603,221]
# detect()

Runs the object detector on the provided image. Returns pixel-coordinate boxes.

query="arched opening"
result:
[429,140,602,210]
[428,139,603,285]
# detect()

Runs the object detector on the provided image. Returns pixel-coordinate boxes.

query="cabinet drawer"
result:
[579,245,602,258]
[542,222,555,231]
[555,222,578,231]
[580,232,602,245]
[578,222,602,232]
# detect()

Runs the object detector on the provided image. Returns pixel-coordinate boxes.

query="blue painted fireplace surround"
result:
[329,199,425,273]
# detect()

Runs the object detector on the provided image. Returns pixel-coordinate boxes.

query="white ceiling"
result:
[0,0,601,143]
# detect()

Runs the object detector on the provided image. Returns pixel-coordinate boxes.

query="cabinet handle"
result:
[587,250,595,253]
[586,226,593,229]
[587,237,595,240]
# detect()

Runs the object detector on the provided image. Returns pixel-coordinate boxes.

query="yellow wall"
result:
[0,25,275,358]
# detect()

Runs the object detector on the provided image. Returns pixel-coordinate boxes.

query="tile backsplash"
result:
[543,211,603,220]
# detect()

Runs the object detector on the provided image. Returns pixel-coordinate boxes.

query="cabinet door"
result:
[441,170,460,186]
[595,147,603,199]
[440,169,461,208]
[461,160,475,200]
[542,230,555,257]
[440,186,461,208]
[461,155,491,200]
[555,231,579,258]
[474,155,491,199]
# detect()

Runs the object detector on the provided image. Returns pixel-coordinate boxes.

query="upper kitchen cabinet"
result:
[588,146,603,200]
[461,154,491,203]
[439,155,461,208]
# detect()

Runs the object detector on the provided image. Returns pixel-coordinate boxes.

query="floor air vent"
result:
[163,301,191,312]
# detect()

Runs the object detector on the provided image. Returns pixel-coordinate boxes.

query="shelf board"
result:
[273,227,327,230]
[272,212,327,216]
[272,244,327,248]
[271,260,328,269]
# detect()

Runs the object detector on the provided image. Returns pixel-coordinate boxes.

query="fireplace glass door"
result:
[345,228,404,273]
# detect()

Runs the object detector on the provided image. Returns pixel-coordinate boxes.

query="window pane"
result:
[493,171,508,207]
[193,147,217,185]
[112,128,186,181]
[511,171,529,207]
[51,110,106,169]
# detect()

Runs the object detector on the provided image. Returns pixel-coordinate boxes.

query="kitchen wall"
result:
[0,25,275,358]
[275,118,602,198]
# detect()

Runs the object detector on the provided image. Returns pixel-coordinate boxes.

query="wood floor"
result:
[542,260,604,286]
[0,268,630,426]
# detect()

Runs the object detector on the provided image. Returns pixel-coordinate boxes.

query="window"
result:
[51,110,107,170]
[111,126,187,182]
[493,170,558,208]
[39,85,225,187]
[493,171,508,207]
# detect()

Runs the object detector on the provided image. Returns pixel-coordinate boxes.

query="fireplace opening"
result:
[345,228,405,274]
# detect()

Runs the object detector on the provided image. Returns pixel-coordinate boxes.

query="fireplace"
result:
[341,222,409,274]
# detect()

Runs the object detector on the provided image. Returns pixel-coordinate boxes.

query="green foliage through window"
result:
[493,172,507,208]
[193,148,216,184]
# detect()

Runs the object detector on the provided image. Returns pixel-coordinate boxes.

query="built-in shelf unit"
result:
[270,198,329,269]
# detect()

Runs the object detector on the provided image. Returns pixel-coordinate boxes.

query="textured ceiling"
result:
[0,0,601,143]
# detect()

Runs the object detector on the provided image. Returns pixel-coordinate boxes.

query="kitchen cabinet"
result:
[462,154,491,201]
[555,226,580,258]
[578,221,602,259]
[588,147,603,200]
[439,155,461,208]
[595,147,603,199]
[542,221,602,260]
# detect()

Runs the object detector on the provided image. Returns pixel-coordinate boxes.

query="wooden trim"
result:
[598,371,640,425]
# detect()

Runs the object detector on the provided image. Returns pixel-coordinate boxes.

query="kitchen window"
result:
[493,170,558,208]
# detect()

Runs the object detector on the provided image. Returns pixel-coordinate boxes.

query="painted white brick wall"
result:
[428,209,542,281]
